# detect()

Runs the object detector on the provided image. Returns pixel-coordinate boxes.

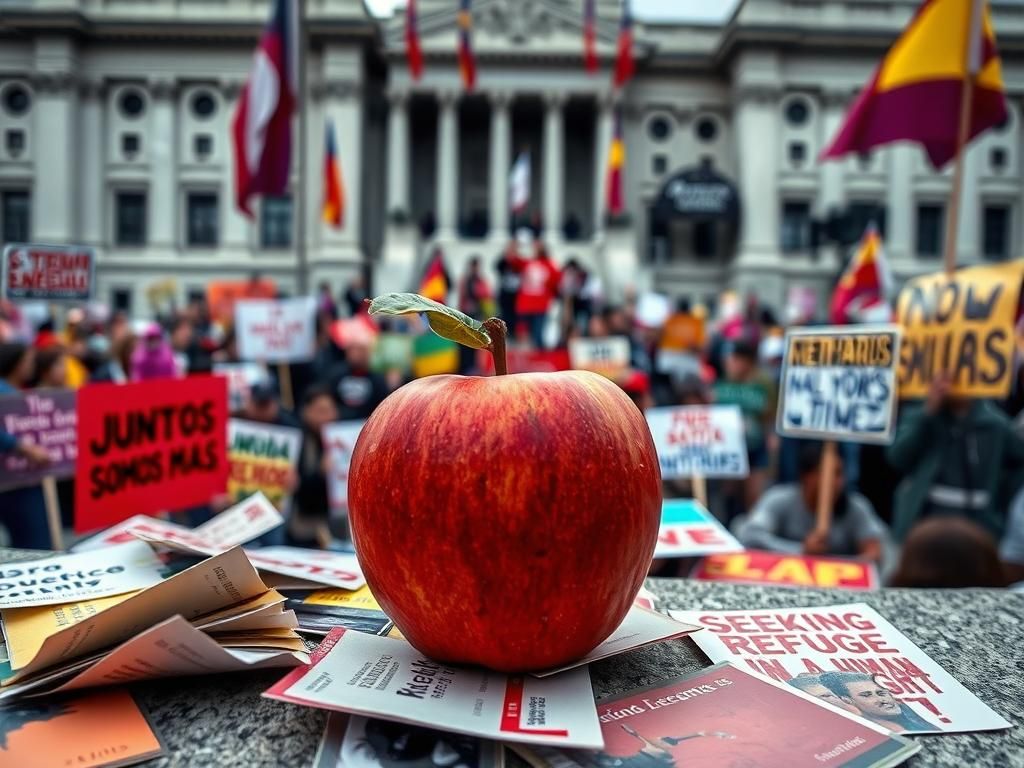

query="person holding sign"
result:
[887,375,1024,542]
[732,442,887,563]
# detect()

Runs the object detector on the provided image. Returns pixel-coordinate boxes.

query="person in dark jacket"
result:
[291,385,339,547]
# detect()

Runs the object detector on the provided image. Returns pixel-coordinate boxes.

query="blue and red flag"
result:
[583,0,598,74]
[406,0,424,81]
[613,0,635,88]
[322,119,344,229]
[232,0,299,217]
[457,0,477,90]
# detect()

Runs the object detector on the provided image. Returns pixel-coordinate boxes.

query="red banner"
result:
[691,550,878,591]
[74,377,229,532]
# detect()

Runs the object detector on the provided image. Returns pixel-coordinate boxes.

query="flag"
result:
[232,0,299,217]
[419,252,450,303]
[583,0,598,74]
[613,0,635,89]
[322,119,344,229]
[406,0,424,81]
[822,0,1006,169]
[413,333,460,378]
[457,0,477,90]
[605,108,625,216]
[830,224,893,324]
[509,152,531,214]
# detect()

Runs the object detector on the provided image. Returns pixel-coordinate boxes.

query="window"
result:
[991,148,1007,173]
[115,191,147,246]
[983,204,1010,261]
[647,116,672,142]
[5,130,24,158]
[119,89,146,119]
[695,117,718,143]
[194,134,213,160]
[915,203,944,258]
[261,195,292,248]
[2,85,31,117]
[122,133,141,159]
[788,141,807,168]
[2,190,30,244]
[784,98,810,126]
[112,288,133,314]
[694,221,717,259]
[847,202,886,239]
[780,201,812,252]
[191,91,217,119]
[652,154,668,176]
[186,192,219,246]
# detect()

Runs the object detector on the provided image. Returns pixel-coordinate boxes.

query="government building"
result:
[1,0,1023,315]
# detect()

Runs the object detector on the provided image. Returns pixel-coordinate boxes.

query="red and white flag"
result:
[232,0,300,217]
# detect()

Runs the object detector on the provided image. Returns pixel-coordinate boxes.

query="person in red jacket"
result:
[515,244,560,349]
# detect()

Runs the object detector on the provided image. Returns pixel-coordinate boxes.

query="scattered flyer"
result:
[0,541,166,609]
[645,405,749,479]
[655,499,744,559]
[246,547,365,591]
[533,606,699,677]
[322,420,366,514]
[671,604,1011,735]
[515,662,918,768]
[777,325,901,444]
[690,550,879,591]
[264,628,604,749]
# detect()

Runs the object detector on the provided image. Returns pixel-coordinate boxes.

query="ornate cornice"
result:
[32,72,76,95]
[311,79,361,100]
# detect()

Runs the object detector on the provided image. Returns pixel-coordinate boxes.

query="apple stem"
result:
[483,318,509,376]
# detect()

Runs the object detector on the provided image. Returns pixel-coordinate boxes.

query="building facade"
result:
[1,0,1023,316]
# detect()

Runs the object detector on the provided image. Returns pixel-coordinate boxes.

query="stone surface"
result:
[1,547,1021,767]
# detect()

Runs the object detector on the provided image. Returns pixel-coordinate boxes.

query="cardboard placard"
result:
[0,389,76,491]
[896,260,1024,398]
[74,377,229,532]
[206,279,277,325]
[690,550,878,590]
[214,362,269,412]
[322,420,365,514]
[656,499,745,559]
[235,297,317,363]
[568,336,631,378]
[777,325,901,444]
[646,405,749,479]
[227,419,302,512]
[2,244,95,302]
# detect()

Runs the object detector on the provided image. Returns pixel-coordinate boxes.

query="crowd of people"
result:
[0,238,1022,593]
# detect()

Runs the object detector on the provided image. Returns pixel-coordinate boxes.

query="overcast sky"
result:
[364,0,742,23]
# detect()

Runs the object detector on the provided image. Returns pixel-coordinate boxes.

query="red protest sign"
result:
[691,550,878,590]
[74,377,229,532]
[2,244,95,301]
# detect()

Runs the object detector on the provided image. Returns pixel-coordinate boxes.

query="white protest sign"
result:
[0,541,165,609]
[264,628,604,749]
[645,405,749,479]
[670,603,1011,735]
[323,420,365,514]
[655,498,745,558]
[568,336,630,377]
[777,325,901,444]
[214,362,269,411]
[235,296,317,362]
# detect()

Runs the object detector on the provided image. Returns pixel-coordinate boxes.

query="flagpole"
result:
[942,0,984,276]
[296,0,309,295]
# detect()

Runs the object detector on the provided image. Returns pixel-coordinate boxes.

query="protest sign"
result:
[2,244,95,301]
[323,420,365,514]
[655,499,744,559]
[228,419,302,511]
[777,325,901,444]
[235,297,317,363]
[0,541,165,609]
[214,362,269,411]
[568,336,630,378]
[74,376,229,532]
[264,628,604,748]
[207,278,277,325]
[672,604,1011,735]
[690,550,879,590]
[645,405,748,479]
[371,333,414,374]
[0,389,76,491]
[896,260,1024,398]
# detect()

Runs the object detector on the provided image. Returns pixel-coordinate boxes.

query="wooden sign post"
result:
[41,476,64,550]
[814,441,838,536]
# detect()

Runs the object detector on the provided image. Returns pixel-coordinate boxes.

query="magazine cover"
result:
[519,663,918,768]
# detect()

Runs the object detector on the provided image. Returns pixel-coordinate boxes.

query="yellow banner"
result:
[896,260,1024,398]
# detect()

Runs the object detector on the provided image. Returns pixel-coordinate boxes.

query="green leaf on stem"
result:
[367,293,492,349]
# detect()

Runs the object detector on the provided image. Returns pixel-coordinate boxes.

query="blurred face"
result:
[346,341,371,370]
[843,680,901,720]
[803,683,862,715]
[587,315,610,338]
[244,398,279,423]
[44,355,68,388]
[171,322,193,350]
[303,394,339,432]
[803,456,845,509]
[12,348,35,386]
[725,353,753,381]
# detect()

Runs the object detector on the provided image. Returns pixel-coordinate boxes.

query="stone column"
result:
[319,79,363,248]
[78,81,105,247]
[489,91,511,242]
[436,91,459,240]
[887,145,915,269]
[592,93,616,238]
[818,90,847,218]
[543,93,565,242]
[955,142,982,263]
[33,73,78,242]
[220,80,251,252]
[386,90,410,216]
[149,78,178,253]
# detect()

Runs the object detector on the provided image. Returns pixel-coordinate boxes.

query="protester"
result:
[0,342,53,548]
[817,672,937,732]
[515,243,560,349]
[31,345,68,388]
[887,375,1024,541]
[327,335,388,421]
[131,324,178,381]
[343,274,369,316]
[732,441,887,561]
[1002,487,1024,586]
[237,379,301,429]
[891,517,1006,588]
[495,241,522,336]
[291,384,340,547]
[317,281,339,320]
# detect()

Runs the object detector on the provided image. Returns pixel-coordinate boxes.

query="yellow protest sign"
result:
[896,260,1024,398]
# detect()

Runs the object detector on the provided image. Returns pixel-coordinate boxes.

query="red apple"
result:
[348,370,662,672]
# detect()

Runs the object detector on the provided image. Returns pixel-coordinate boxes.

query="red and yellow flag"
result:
[605,108,625,216]
[583,0,598,74]
[406,0,424,81]
[322,119,344,229]
[823,0,1006,169]
[830,224,892,324]
[419,252,450,303]
[457,0,477,90]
